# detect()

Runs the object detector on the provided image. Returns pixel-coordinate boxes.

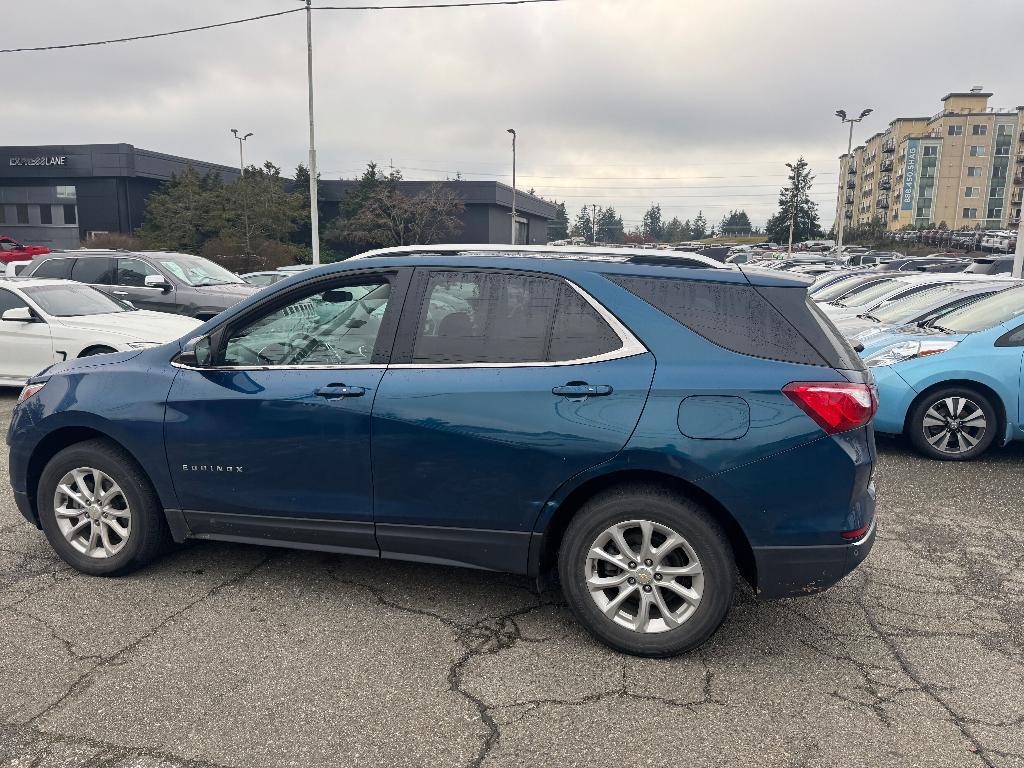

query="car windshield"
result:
[831,278,900,307]
[931,286,1024,334]
[23,284,133,316]
[813,275,880,301]
[156,254,242,286]
[868,284,968,323]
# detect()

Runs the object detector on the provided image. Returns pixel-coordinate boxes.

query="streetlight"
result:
[507,128,517,245]
[834,108,873,254]
[304,0,321,265]
[231,128,254,257]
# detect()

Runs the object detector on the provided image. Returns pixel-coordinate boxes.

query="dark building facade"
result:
[1,144,556,251]
[0,144,239,249]
[318,179,556,246]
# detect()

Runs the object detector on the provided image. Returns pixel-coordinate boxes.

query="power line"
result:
[0,0,568,54]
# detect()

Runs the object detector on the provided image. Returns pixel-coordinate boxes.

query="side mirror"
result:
[2,307,35,322]
[145,274,173,292]
[176,335,213,368]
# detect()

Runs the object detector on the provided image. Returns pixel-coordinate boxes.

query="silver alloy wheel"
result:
[585,519,704,634]
[922,396,987,455]
[53,467,132,558]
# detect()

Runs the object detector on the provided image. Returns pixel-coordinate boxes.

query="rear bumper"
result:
[752,519,876,600]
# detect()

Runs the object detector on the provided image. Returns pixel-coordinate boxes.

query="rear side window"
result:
[31,257,74,279]
[610,275,827,366]
[406,270,621,364]
[70,257,115,285]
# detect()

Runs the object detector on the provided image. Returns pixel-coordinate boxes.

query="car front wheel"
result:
[558,486,735,657]
[38,439,171,576]
[907,387,998,461]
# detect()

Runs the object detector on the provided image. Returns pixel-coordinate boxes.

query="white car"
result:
[3,261,32,277]
[0,278,202,386]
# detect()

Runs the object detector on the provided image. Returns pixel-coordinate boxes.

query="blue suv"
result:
[6,246,877,656]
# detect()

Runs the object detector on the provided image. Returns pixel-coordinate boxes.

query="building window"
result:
[964,187,979,198]
[998,124,1013,136]
[993,166,1008,179]
[38,204,52,225]
[55,185,76,199]
[967,166,982,177]
[947,125,964,136]
[923,146,938,157]
[0,206,5,224]
[988,207,1002,219]
[991,187,1006,198]
[16,204,29,224]
[972,124,988,136]
[63,204,77,225]
[969,145,987,157]
[995,146,1010,156]
[962,208,978,219]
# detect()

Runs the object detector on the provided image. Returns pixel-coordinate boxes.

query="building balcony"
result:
[845,193,854,204]
[1014,172,1024,185]
[846,180,856,189]
[844,210,853,219]
[879,175,892,190]
[1016,152,1024,164]
[880,158,894,172]
[847,164,857,174]
[882,138,896,153]
[876,196,890,209]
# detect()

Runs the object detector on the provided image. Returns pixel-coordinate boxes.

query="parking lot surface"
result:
[2,391,1023,768]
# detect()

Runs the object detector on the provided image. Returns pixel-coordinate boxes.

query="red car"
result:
[0,236,50,263]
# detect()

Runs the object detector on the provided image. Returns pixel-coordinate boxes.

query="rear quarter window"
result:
[609,275,828,366]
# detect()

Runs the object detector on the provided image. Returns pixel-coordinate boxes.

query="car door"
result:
[163,268,410,554]
[112,257,177,312]
[0,288,53,381]
[370,268,656,573]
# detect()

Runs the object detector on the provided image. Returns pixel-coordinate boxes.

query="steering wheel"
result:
[231,340,276,365]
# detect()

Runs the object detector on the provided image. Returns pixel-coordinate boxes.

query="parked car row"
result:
[809,267,1024,460]
[885,228,1018,254]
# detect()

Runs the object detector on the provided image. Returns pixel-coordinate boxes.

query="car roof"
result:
[349,243,724,270]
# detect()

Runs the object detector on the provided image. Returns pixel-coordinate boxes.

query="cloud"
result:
[4,0,1022,229]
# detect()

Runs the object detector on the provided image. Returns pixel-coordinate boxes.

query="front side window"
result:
[408,271,621,364]
[222,279,391,367]
[0,288,29,316]
[70,257,115,285]
[116,258,161,287]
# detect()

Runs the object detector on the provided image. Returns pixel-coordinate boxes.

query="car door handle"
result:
[552,383,613,397]
[315,385,366,399]
[113,291,129,296]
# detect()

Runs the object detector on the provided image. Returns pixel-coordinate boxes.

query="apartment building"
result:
[836,88,1024,233]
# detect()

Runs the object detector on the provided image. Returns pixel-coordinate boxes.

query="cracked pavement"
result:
[2,391,1023,767]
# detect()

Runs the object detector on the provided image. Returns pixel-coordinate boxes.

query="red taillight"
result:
[783,381,877,435]
[840,524,871,540]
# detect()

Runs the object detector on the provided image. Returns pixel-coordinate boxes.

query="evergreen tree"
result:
[596,206,625,243]
[548,201,570,240]
[764,157,822,246]
[691,210,708,239]
[137,166,222,252]
[719,210,752,237]
[680,219,693,240]
[664,217,684,242]
[642,204,665,241]
[570,206,594,242]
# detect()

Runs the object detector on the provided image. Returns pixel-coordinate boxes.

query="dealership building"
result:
[1,143,555,250]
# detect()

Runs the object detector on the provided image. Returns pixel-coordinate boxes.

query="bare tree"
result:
[335,183,465,249]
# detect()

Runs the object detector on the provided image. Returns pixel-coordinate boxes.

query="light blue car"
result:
[861,284,1024,460]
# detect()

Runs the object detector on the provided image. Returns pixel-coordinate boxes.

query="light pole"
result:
[305,0,321,264]
[231,128,253,257]
[834,108,873,253]
[507,129,517,244]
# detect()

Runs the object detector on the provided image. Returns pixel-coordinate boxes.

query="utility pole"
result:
[507,129,517,244]
[591,203,598,245]
[788,163,799,254]
[231,129,253,257]
[834,108,873,253]
[305,0,321,264]
[1013,215,1024,279]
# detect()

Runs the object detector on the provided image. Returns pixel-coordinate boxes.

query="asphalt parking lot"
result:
[1,391,1023,768]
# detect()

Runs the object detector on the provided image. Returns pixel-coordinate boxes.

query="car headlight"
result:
[126,341,161,349]
[864,340,958,368]
[17,381,46,404]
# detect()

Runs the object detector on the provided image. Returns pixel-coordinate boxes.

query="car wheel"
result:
[558,486,735,657]
[37,439,171,576]
[79,346,117,357]
[907,387,997,461]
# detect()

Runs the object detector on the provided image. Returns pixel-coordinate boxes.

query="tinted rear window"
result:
[70,257,115,285]
[31,257,74,279]
[610,275,828,366]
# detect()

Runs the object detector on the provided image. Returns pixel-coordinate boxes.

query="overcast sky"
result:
[5,0,1022,231]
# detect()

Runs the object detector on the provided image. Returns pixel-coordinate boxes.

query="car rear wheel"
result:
[38,439,171,576]
[558,486,735,657]
[907,387,997,461]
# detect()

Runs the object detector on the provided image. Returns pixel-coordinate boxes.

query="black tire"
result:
[79,346,117,357]
[907,386,998,461]
[558,486,735,657]
[37,439,171,576]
